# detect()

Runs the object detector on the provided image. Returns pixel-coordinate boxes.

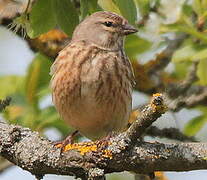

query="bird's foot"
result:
[96,132,117,147]
[54,130,79,153]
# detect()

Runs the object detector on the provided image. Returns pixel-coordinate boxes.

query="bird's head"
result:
[72,11,138,51]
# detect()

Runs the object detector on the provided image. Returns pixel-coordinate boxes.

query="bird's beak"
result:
[123,24,138,35]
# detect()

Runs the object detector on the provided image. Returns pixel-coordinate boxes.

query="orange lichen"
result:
[150,93,167,113]
[128,110,140,125]
[65,142,97,155]
[155,171,169,180]
[29,29,69,58]
[38,29,68,42]
[102,149,113,159]
[56,142,97,155]
[153,93,162,97]
[55,141,113,159]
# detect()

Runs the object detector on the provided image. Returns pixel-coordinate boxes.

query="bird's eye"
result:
[104,21,113,27]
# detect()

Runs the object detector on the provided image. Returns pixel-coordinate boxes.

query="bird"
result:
[50,11,137,144]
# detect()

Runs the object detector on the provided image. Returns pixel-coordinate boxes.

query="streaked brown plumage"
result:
[50,11,137,140]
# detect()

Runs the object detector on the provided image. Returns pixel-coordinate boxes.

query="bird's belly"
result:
[63,81,131,139]
[64,92,130,140]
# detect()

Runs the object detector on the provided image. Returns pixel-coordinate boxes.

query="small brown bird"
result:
[50,11,137,141]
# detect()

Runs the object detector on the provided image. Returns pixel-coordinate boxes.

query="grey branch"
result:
[148,33,188,75]
[167,86,207,112]
[125,94,166,143]
[164,62,207,112]
[166,62,198,100]
[146,126,197,142]
[1,122,207,179]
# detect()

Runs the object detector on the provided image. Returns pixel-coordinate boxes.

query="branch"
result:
[146,126,197,142]
[125,93,166,142]
[167,87,207,111]
[133,33,188,94]
[164,62,207,111]
[1,122,207,179]
[146,33,188,75]
[166,62,198,99]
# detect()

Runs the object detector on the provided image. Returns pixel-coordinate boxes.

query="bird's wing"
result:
[127,57,136,87]
[49,44,71,76]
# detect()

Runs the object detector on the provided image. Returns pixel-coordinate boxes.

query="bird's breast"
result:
[51,44,133,139]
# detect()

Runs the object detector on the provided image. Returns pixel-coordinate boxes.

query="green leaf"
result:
[197,59,207,85]
[37,106,72,135]
[172,61,191,79]
[192,0,203,16]
[184,115,207,136]
[135,0,150,17]
[125,34,151,59]
[192,48,207,61]
[182,2,194,17]
[88,0,99,13]
[172,40,207,62]
[114,0,137,24]
[98,0,121,14]
[36,106,59,131]
[197,106,207,114]
[0,76,25,99]
[80,0,98,19]
[25,53,52,106]
[160,24,207,44]
[172,45,198,62]
[53,0,79,36]
[29,0,56,38]
[80,0,89,19]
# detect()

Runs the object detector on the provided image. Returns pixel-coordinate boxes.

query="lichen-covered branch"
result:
[125,93,167,142]
[1,122,207,179]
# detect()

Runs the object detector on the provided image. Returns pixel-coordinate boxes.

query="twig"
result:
[133,33,188,94]
[146,126,197,142]
[147,33,188,75]
[166,62,198,99]
[164,62,204,112]
[166,86,207,112]
[0,97,11,112]
[125,93,167,143]
[178,61,199,94]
